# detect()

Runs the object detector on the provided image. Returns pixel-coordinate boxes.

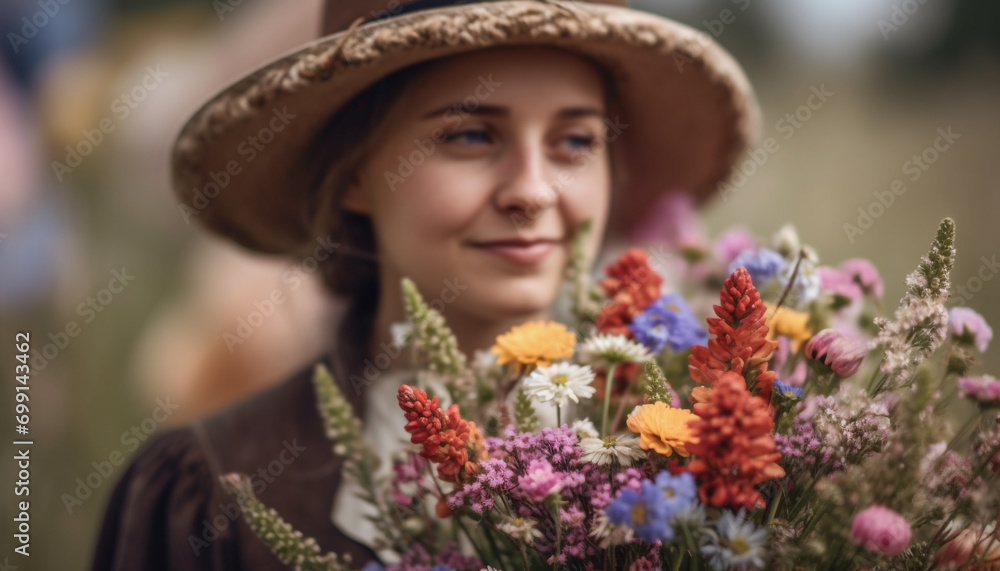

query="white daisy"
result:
[522,363,596,407]
[700,510,768,571]
[497,517,544,546]
[572,419,599,440]
[577,334,651,367]
[579,434,646,467]
[589,511,635,548]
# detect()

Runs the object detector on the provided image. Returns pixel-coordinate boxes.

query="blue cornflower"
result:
[629,294,707,353]
[430,566,456,571]
[773,380,804,400]
[605,479,674,542]
[653,471,697,517]
[728,248,784,286]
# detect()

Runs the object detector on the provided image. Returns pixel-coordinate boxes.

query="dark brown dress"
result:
[90,349,380,570]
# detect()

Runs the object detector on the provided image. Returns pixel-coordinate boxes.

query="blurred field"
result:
[0,0,997,568]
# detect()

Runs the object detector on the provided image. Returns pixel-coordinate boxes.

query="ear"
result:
[340,173,372,215]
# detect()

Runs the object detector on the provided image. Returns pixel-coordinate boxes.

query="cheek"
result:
[371,162,487,248]
[563,166,611,235]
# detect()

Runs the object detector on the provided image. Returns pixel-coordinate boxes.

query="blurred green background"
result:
[0,0,998,568]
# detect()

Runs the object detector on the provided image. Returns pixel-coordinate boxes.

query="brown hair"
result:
[305,49,621,317]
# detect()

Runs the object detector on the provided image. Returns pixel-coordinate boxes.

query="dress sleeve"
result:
[89,426,240,570]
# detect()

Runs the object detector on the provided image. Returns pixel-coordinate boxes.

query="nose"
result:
[492,140,559,222]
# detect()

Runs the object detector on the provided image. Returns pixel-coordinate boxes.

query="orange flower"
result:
[397,385,486,483]
[626,401,698,457]
[596,249,662,337]
[686,371,785,510]
[491,321,576,374]
[688,267,779,403]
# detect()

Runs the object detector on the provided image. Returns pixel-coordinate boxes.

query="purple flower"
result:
[393,452,428,484]
[840,258,883,298]
[773,380,804,400]
[629,293,707,353]
[957,375,1000,406]
[728,248,784,287]
[605,478,674,542]
[804,328,865,377]
[519,459,564,502]
[714,227,757,264]
[948,307,993,352]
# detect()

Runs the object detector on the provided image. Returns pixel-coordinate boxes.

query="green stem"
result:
[609,393,632,435]
[481,522,505,568]
[774,249,805,310]
[556,405,561,428]
[670,550,685,571]
[765,487,784,526]
[946,413,980,451]
[552,504,562,571]
[454,515,489,565]
[601,363,619,437]
[428,468,489,563]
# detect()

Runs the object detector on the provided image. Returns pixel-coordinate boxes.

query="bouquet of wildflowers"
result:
[220,215,1000,570]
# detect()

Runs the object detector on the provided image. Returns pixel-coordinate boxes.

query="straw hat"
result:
[171,0,760,255]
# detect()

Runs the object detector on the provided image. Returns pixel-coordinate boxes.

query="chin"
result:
[465,274,562,321]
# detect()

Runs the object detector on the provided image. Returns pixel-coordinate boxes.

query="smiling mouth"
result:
[468,238,563,266]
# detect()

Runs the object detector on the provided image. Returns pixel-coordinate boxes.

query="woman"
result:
[91,0,758,568]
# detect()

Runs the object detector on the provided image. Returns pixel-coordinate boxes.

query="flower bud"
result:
[804,328,865,378]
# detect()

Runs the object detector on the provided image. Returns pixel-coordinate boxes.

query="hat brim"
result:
[172,0,760,255]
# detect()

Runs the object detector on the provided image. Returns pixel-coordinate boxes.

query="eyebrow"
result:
[420,104,604,120]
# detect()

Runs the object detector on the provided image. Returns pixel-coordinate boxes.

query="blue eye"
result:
[564,135,599,161]
[567,135,596,151]
[444,129,491,144]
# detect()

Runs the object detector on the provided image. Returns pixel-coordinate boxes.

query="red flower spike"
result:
[686,371,785,511]
[596,249,662,337]
[397,385,486,483]
[688,266,778,403]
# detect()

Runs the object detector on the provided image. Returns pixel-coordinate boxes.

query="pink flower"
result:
[629,191,707,253]
[840,259,883,298]
[518,459,564,502]
[713,227,756,264]
[849,504,912,556]
[818,266,864,305]
[804,328,866,377]
[957,375,1000,405]
[948,307,993,353]
[785,361,808,387]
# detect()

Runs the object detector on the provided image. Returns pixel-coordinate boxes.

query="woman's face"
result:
[346,47,612,323]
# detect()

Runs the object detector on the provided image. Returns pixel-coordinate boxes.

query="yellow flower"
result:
[626,402,698,457]
[764,303,813,353]
[491,321,576,373]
